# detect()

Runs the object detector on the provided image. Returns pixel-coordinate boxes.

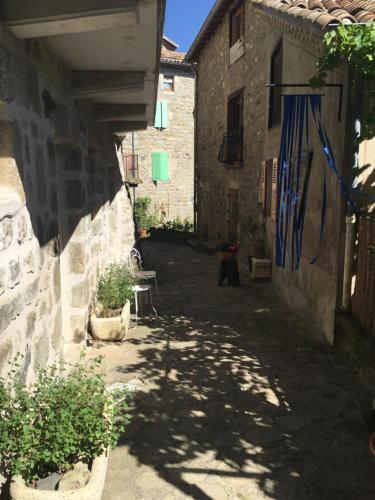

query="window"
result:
[268,41,283,129]
[227,91,243,133]
[123,154,139,181]
[230,1,244,47]
[154,101,168,129]
[218,90,244,163]
[163,75,174,92]
[152,152,169,181]
[227,90,244,162]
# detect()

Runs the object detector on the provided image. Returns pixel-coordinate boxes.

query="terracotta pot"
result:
[10,452,108,500]
[138,228,148,238]
[90,301,130,341]
[218,251,235,261]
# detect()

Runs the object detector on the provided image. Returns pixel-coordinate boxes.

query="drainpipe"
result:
[191,62,198,234]
[342,117,360,312]
[131,132,136,233]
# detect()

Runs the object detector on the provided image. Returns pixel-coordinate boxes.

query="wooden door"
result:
[228,189,239,244]
[200,190,210,239]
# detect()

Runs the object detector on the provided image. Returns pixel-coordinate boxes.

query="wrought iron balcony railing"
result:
[218,129,243,164]
[123,154,140,184]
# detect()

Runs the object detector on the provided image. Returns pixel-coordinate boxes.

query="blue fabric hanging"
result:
[275,94,360,271]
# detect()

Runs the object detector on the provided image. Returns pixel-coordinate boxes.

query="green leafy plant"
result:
[97,263,134,315]
[134,197,160,230]
[0,355,131,484]
[134,197,151,230]
[159,216,194,233]
[310,22,375,141]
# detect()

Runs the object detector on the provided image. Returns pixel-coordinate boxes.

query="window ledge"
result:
[229,38,245,66]
[124,177,142,186]
[223,162,243,169]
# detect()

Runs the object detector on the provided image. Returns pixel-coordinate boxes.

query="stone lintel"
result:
[73,71,145,97]
[94,103,147,122]
[2,0,138,38]
[54,137,81,151]
[109,121,148,133]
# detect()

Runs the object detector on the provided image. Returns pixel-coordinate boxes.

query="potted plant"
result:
[0,355,130,499]
[90,263,134,341]
[134,197,152,238]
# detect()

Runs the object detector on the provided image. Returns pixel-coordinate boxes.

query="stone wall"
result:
[194,1,359,344]
[0,28,134,380]
[121,64,195,222]
[195,1,267,256]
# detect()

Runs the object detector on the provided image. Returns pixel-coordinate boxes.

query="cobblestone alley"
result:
[92,241,374,500]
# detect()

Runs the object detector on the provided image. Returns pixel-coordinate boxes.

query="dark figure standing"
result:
[217,241,240,287]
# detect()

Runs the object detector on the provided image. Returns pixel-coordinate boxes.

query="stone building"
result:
[121,36,195,222]
[0,0,165,381]
[186,0,375,347]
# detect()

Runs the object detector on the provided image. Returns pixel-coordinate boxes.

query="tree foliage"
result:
[310,22,375,141]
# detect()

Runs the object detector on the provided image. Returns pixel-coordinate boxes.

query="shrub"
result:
[159,216,194,233]
[0,355,130,484]
[134,197,161,230]
[97,263,134,315]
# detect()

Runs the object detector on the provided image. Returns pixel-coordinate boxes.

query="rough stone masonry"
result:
[0,31,135,382]
[121,43,195,223]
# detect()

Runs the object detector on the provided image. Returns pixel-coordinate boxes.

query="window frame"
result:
[229,0,245,48]
[268,40,283,129]
[163,75,174,92]
[226,88,244,163]
[227,88,244,134]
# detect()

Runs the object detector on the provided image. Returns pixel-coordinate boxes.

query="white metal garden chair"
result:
[132,283,157,324]
[126,248,158,323]
[126,248,158,292]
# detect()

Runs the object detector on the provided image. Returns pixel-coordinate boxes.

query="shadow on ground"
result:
[104,241,374,500]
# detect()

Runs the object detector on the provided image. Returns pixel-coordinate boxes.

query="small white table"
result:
[132,284,157,323]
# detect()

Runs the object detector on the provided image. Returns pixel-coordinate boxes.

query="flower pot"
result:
[10,451,108,500]
[218,251,235,261]
[90,301,130,341]
[138,228,148,238]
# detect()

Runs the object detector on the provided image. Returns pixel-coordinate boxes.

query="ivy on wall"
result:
[310,22,375,141]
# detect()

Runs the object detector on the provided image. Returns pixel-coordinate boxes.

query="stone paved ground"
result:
[90,241,375,500]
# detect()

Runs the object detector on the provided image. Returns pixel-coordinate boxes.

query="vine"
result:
[310,22,375,141]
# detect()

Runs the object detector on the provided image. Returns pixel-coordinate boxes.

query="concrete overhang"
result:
[2,0,165,129]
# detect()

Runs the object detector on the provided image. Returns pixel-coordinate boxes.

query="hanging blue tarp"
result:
[275,94,359,271]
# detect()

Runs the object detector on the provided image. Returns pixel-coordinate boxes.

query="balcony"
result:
[218,129,243,164]
[123,154,141,185]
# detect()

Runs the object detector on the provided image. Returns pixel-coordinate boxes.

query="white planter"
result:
[90,300,130,341]
[10,452,108,500]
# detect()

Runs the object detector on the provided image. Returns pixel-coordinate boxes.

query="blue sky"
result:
[164,0,216,53]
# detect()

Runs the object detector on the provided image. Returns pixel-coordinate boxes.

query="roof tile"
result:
[253,0,375,26]
[161,48,186,64]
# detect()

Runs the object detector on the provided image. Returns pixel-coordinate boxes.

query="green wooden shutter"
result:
[154,101,168,129]
[152,152,169,181]
[154,101,162,128]
[161,102,168,128]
